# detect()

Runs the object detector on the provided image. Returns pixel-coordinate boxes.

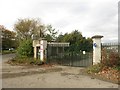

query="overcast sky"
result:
[0,0,119,43]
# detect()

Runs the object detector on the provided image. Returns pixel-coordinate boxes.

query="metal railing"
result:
[102,43,118,53]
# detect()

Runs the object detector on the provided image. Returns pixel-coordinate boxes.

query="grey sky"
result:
[0,0,119,42]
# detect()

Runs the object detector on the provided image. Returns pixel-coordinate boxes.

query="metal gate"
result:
[47,44,93,67]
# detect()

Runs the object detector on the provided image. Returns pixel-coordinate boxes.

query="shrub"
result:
[87,63,102,74]
[101,49,120,67]
[109,52,120,67]
[17,39,33,57]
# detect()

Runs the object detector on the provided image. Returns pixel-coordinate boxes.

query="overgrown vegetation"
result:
[8,57,43,65]
[87,49,120,84]
[87,49,120,74]
[17,39,33,57]
[101,49,120,68]
[87,63,102,73]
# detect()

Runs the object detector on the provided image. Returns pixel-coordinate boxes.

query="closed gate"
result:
[47,44,93,67]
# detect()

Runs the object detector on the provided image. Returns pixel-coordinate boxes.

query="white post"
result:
[33,40,38,59]
[92,35,103,65]
[34,46,37,58]
[40,39,47,62]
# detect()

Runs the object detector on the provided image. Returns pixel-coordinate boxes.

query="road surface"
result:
[2,53,16,63]
[0,53,16,89]
[1,54,119,88]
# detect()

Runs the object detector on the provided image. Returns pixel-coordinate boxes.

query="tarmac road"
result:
[1,54,119,88]
[0,53,16,89]
[2,53,16,63]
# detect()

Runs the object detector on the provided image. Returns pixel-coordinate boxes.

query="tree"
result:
[1,26,18,49]
[44,34,53,42]
[14,18,59,57]
[56,30,93,52]
[56,33,64,42]
[45,25,58,41]
[14,19,59,42]
[14,18,45,41]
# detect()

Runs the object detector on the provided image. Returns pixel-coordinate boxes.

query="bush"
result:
[87,49,120,74]
[87,63,102,73]
[101,49,120,67]
[17,39,33,57]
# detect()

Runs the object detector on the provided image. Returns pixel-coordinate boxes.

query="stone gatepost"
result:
[33,40,40,59]
[33,38,47,63]
[92,35,103,65]
[40,39,47,62]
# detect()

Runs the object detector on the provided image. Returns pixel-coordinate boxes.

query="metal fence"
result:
[47,52,93,67]
[102,43,118,53]
[46,43,93,67]
[101,43,119,63]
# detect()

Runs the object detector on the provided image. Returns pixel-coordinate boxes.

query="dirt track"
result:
[2,54,119,88]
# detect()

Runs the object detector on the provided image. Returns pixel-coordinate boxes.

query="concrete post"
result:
[33,40,39,59]
[34,46,37,58]
[92,35,103,65]
[40,39,47,62]
[33,39,47,62]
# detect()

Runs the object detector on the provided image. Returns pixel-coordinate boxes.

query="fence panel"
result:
[47,52,93,67]
[47,43,93,67]
[102,43,118,52]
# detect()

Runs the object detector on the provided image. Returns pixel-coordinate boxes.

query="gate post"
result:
[33,39,47,63]
[92,35,103,65]
[40,39,47,63]
[33,40,39,59]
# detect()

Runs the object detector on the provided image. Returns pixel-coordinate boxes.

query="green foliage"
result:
[2,27,18,49]
[17,39,33,57]
[8,57,43,65]
[44,34,53,42]
[56,30,93,52]
[87,63,102,73]
[45,25,58,41]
